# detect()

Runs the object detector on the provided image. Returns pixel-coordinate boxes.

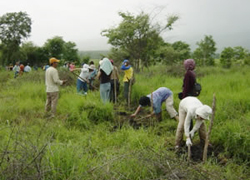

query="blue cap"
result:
[123,59,129,63]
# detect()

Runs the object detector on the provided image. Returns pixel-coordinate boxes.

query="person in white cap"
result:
[175,96,212,150]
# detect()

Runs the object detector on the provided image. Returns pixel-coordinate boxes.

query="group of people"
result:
[130,59,212,150]
[45,57,212,150]
[45,57,134,117]
[12,62,32,78]
[65,58,133,103]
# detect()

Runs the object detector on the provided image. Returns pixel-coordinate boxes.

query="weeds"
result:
[0,66,250,179]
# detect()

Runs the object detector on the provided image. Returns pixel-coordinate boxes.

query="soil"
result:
[112,108,223,163]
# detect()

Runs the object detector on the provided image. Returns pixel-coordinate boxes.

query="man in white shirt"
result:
[175,97,212,150]
[24,63,32,72]
[45,57,66,117]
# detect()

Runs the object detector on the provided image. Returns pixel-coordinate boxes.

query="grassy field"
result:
[0,65,250,179]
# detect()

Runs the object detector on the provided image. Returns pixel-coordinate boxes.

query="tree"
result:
[172,41,191,62]
[196,35,217,66]
[234,46,246,60]
[43,36,65,59]
[0,11,32,65]
[43,36,79,64]
[63,41,79,63]
[101,11,178,70]
[155,43,178,65]
[220,47,234,68]
[19,42,39,65]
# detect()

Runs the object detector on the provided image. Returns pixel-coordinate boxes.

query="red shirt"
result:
[20,64,24,71]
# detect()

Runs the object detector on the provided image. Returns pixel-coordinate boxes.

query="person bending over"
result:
[131,87,179,121]
[175,96,212,150]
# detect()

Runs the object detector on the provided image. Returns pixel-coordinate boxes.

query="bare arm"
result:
[96,70,101,80]
[184,112,193,138]
[130,105,142,118]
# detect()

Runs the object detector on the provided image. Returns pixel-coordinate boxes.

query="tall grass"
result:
[0,66,250,179]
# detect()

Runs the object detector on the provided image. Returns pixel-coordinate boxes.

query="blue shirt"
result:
[146,87,172,114]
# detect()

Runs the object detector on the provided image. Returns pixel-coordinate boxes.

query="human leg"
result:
[50,92,59,116]
[76,79,84,94]
[45,92,52,112]
[83,82,88,93]
[175,108,186,147]
[199,122,207,145]
[165,95,178,119]
[123,82,129,102]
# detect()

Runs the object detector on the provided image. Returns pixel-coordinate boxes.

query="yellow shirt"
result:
[123,67,133,82]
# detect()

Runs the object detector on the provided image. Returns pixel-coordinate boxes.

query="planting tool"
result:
[188,134,192,161]
[203,93,216,162]
[71,70,98,90]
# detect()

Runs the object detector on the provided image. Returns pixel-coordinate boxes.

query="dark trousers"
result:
[110,79,120,102]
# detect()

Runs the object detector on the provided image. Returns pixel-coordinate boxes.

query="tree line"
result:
[0,11,249,69]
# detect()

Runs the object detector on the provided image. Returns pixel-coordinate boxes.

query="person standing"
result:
[175,96,212,150]
[179,59,196,100]
[130,87,179,121]
[96,58,113,103]
[88,61,97,91]
[13,62,20,78]
[45,57,66,118]
[71,64,90,95]
[19,63,25,76]
[121,59,133,103]
[110,59,120,103]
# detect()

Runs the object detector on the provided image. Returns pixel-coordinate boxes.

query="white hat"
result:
[99,60,103,65]
[89,64,95,70]
[195,105,212,120]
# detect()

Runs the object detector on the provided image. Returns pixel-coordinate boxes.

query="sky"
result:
[1,0,250,52]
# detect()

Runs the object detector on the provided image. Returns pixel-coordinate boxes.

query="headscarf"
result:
[195,105,212,120]
[100,58,113,75]
[121,59,131,70]
[184,59,195,71]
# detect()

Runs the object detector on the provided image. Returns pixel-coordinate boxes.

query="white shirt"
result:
[179,97,204,138]
[24,65,31,72]
[78,66,89,82]
[45,66,63,92]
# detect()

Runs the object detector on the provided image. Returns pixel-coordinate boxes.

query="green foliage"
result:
[62,41,79,62]
[1,66,250,179]
[195,35,217,66]
[0,11,32,65]
[220,47,234,68]
[81,55,90,64]
[102,11,178,70]
[43,36,65,59]
[172,41,191,62]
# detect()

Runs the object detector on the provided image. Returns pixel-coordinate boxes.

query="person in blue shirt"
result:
[131,87,179,121]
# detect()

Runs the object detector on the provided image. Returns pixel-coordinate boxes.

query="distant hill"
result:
[79,50,109,59]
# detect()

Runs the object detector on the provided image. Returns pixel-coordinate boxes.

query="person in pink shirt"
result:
[69,62,75,71]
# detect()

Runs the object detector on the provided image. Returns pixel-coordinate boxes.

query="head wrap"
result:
[184,59,195,71]
[100,58,113,75]
[195,105,212,120]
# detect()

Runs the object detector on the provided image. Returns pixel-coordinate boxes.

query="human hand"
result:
[186,138,192,146]
[63,80,67,85]
[130,114,136,118]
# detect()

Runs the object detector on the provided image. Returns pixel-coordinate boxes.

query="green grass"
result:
[0,66,250,179]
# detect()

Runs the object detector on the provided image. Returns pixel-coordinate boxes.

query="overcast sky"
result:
[1,0,250,52]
